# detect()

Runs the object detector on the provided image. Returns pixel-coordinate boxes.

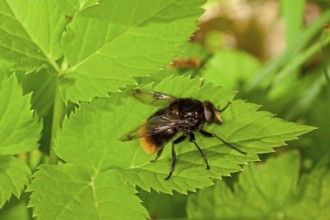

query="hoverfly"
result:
[120,89,246,180]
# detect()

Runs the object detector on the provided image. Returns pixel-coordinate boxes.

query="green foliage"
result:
[138,190,187,218]
[0,156,31,208]
[0,0,204,103]
[28,165,148,220]
[60,0,205,103]
[0,75,41,207]
[245,9,330,102]
[53,0,100,16]
[203,50,261,89]
[52,76,313,196]
[0,0,65,71]
[0,196,29,220]
[0,76,42,155]
[187,151,330,220]
[0,0,327,219]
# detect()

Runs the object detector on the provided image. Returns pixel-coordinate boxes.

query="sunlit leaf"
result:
[0,74,41,207]
[0,156,31,208]
[203,50,261,88]
[0,0,65,71]
[53,0,100,16]
[28,165,148,220]
[187,151,330,220]
[55,76,314,194]
[0,75,42,155]
[60,0,205,102]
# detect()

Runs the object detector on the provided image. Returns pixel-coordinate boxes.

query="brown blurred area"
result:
[191,0,322,61]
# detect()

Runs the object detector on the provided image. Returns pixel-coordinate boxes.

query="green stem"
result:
[273,35,330,86]
[244,10,330,91]
[49,79,65,164]
[320,31,330,85]
[26,152,31,168]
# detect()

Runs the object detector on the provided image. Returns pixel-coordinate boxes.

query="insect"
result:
[120,89,246,180]
[166,57,202,70]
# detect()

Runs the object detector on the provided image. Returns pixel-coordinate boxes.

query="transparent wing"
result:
[129,89,177,106]
[119,115,181,141]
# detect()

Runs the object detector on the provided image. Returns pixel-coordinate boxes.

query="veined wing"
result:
[129,89,177,106]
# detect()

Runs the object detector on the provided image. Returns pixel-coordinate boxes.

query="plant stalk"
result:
[49,79,65,164]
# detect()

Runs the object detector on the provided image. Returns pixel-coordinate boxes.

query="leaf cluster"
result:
[187,151,330,220]
[0,0,325,219]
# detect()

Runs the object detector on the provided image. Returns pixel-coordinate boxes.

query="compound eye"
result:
[203,102,215,124]
[204,101,223,124]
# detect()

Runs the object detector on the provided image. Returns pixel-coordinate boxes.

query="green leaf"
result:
[53,0,100,16]
[0,75,42,155]
[0,67,5,82]
[138,190,187,218]
[136,42,211,92]
[203,49,261,88]
[28,164,148,220]
[15,69,59,154]
[0,196,30,220]
[60,0,205,102]
[0,74,41,207]
[187,151,330,220]
[291,166,330,219]
[16,70,56,117]
[0,156,31,208]
[281,0,305,47]
[0,0,65,71]
[55,76,314,194]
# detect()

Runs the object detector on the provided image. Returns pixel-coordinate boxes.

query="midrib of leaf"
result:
[137,1,173,24]
[129,148,147,169]
[0,41,44,62]
[226,123,310,143]
[93,132,109,174]
[56,181,91,217]
[128,165,210,188]
[78,1,94,12]
[4,0,62,73]
[90,176,102,220]
[67,26,135,72]
[0,13,46,61]
[124,152,241,182]
[232,132,303,143]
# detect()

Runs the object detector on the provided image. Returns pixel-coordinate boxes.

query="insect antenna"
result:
[219,101,231,112]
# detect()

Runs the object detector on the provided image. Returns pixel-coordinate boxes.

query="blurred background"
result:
[139,0,330,219]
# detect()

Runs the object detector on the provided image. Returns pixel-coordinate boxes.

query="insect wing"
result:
[129,89,177,106]
[119,115,179,141]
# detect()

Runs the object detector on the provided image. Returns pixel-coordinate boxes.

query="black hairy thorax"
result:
[171,98,205,132]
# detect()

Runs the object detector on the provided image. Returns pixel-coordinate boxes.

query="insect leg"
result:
[189,132,210,169]
[200,130,246,155]
[164,135,186,180]
[151,146,164,162]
